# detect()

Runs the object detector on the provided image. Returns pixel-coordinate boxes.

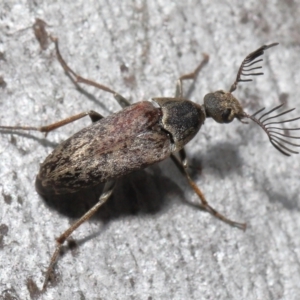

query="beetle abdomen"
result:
[36,101,172,195]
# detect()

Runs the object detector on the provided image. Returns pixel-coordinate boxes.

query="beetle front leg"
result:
[51,36,131,108]
[171,149,246,230]
[42,180,116,291]
[0,110,103,135]
[175,53,209,98]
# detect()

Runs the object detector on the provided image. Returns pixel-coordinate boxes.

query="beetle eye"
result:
[222,108,232,123]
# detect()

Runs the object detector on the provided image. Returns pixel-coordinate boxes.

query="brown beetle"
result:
[1,38,299,290]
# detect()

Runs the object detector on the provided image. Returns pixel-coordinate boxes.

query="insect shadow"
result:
[38,164,180,221]
[188,141,243,179]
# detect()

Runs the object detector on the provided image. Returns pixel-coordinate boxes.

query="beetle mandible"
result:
[1,38,300,290]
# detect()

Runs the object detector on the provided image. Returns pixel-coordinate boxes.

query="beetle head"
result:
[203,90,245,123]
[203,89,300,156]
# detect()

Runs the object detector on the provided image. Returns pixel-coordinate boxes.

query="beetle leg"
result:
[175,53,209,98]
[170,149,246,230]
[42,180,116,291]
[0,110,103,135]
[51,36,131,108]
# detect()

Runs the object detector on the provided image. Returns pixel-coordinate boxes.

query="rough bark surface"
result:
[1,1,300,299]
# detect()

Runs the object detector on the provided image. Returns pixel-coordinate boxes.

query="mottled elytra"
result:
[1,38,300,291]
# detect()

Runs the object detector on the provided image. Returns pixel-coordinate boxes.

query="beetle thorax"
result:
[153,98,206,151]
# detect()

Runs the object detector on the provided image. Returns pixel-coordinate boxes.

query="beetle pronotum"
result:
[1,38,300,290]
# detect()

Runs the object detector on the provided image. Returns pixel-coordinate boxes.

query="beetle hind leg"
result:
[42,180,116,291]
[51,36,130,108]
[171,149,246,230]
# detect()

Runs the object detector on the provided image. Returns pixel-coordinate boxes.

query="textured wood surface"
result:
[1,1,300,299]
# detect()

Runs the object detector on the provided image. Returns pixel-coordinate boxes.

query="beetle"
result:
[1,38,300,290]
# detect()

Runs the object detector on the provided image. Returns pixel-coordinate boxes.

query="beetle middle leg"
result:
[51,36,130,108]
[175,53,209,98]
[43,180,116,291]
[0,110,103,135]
[171,149,246,230]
